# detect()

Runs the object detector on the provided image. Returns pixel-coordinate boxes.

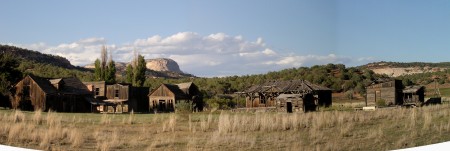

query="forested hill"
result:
[175,64,388,97]
[0,45,93,81]
[0,45,74,69]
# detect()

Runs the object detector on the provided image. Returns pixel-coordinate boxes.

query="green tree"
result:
[128,54,146,87]
[125,64,134,83]
[94,45,116,82]
[105,59,116,83]
[94,59,102,81]
[0,53,22,104]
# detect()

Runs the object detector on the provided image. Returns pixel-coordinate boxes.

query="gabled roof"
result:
[58,77,91,95]
[27,75,58,94]
[149,83,193,100]
[164,84,189,98]
[24,75,90,95]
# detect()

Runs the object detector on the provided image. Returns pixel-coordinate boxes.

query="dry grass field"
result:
[2,104,450,151]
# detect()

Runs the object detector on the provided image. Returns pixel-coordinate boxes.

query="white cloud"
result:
[8,32,375,77]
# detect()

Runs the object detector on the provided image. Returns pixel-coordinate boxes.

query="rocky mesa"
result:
[85,58,183,73]
[145,58,183,73]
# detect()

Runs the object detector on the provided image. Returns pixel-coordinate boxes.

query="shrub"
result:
[376,99,386,107]
[175,101,192,113]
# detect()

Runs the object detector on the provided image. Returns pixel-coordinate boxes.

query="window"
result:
[115,89,119,98]
[95,88,100,96]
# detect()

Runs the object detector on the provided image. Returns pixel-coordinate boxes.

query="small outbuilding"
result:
[149,82,203,112]
[365,80,403,106]
[402,85,425,105]
[276,93,317,113]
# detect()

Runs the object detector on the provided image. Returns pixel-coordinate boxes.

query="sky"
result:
[1,0,450,77]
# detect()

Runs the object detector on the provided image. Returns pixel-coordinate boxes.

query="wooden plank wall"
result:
[13,76,47,111]
[106,84,129,100]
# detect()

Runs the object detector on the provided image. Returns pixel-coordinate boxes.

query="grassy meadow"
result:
[2,104,450,151]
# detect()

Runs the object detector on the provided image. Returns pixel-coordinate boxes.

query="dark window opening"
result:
[115,90,119,98]
[95,88,100,96]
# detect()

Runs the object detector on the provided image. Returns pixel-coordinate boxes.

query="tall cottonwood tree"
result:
[126,51,146,87]
[94,45,116,83]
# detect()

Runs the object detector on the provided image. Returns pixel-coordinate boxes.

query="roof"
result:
[403,86,424,93]
[244,80,331,93]
[164,84,189,99]
[23,75,91,95]
[27,75,58,94]
[149,82,193,100]
[58,77,91,95]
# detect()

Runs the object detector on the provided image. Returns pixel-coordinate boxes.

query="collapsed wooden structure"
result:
[83,81,149,113]
[241,80,332,112]
[12,75,92,112]
[148,82,203,112]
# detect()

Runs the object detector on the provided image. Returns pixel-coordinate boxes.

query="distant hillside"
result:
[361,61,450,77]
[0,45,94,81]
[0,45,74,69]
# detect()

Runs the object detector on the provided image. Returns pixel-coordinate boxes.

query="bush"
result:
[376,99,386,107]
[175,101,192,113]
[205,97,236,110]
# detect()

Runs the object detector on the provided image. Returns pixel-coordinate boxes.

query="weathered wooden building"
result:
[83,82,149,113]
[275,93,317,112]
[149,82,203,112]
[365,80,403,106]
[243,80,332,112]
[12,75,92,112]
[366,80,426,106]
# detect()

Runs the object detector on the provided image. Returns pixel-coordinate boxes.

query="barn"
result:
[12,75,92,112]
[149,82,203,112]
[242,80,332,112]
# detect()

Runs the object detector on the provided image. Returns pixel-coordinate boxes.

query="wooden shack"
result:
[13,75,92,112]
[365,80,403,106]
[149,82,202,112]
[402,86,425,105]
[243,80,332,111]
[276,93,317,113]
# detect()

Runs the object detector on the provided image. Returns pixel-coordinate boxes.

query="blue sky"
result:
[1,0,450,77]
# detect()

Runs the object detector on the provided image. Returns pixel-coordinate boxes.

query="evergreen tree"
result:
[0,53,21,95]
